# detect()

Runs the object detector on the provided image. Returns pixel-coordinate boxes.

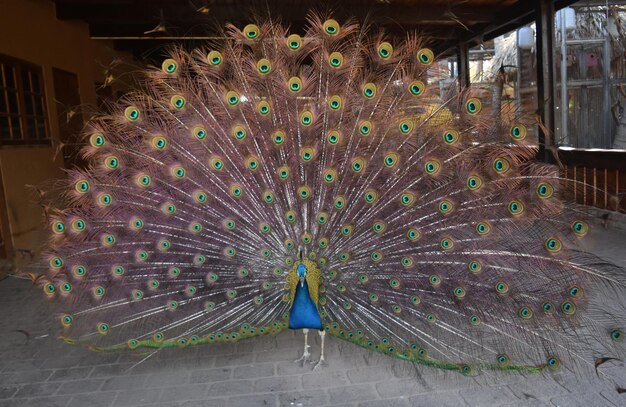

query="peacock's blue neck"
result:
[288,280,322,330]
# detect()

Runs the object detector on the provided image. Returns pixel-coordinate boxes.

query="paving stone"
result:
[551,392,617,407]
[189,368,231,384]
[48,367,94,382]
[347,366,391,383]
[503,399,552,407]
[0,386,17,399]
[226,393,277,407]
[301,370,348,390]
[67,391,117,407]
[89,364,136,378]
[277,389,330,406]
[375,379,432,398]
[0,395,71,407]
[101,374,148,391]
[505,378,571,400]
[255,348,299,363]
[459,385,518,406]
[13,382,60,398]
[254,375,301,392]
[181,400,226,407]
[214,352,254,367]
[208,380,253,397]
[158,384,208,403]
[409,392,469,407]
[114,388,162,406]
[144,371,190,388]
[0,370,53,386]
[328,384,379,404]
[358,397,410,407]
[56,378,105,395]
[0,359,45,373]
[233,363,275,379]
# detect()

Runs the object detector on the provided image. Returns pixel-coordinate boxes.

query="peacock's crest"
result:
[35,12,626,375]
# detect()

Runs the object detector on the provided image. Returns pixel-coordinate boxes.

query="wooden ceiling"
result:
[51,0,577,58]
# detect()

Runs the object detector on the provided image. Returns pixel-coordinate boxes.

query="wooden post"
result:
[457,42,470,90]
[535,0,556,163]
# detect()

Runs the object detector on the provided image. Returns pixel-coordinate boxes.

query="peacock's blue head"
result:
[297,263,307,286]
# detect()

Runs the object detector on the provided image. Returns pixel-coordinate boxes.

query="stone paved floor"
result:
[0,226,625,407]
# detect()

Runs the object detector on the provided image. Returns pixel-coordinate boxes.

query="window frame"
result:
[0,54,51,147]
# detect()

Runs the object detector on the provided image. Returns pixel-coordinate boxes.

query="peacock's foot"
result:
[294,350,311,366]
[312,356,326,370]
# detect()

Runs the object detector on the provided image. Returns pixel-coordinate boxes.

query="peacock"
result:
[31,13,626,376]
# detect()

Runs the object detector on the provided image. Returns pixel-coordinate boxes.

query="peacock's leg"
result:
[313,330,326,370]
[294,328,311,365]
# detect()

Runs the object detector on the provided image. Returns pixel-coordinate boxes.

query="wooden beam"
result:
[54,1,498,26]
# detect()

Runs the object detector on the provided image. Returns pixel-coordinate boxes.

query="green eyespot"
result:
[545,237,562,253]
[572,221,588,237]
[243,24,260,39]
[297,185,311,200]
[493,157,510,174]
[287,34,302,50]
[443,130,459,144]
[468,260,482,273]
[256,58,271,74]
[507,199,524,216]
[399,119,413,135]
[407,228,420,241]
[351,157,365,173]
[288,77,302,93]
[225,90,240,106]
[400,192,415,206]
[258,101,271,116]
[207,51,223,66]
[328,51,343,68]
[408,80,425,96]
[323,19,340,35]
[334,196,346,210]
[301,147,315,162]
[362,83,377,99]
[170,95,186,110]
[518,306,533,319]
[272,131,286,145]
[300,111,313,126]
[327,130,340,145]
[466,175,482,191]
[466,98,481,114]
[124,106,140,121]
[89,133,105,147]
[104,155,119,169]
[536,182,554,199]
[377,42,393,59]
[425,159,441,175]
[384,152,398,168]
[417,48,434,65]
[359,121,372,136]
[495,281,509,295]
[475,221,491,236]
[162,58,178,74]
[329,95,342,111]
[323,168,337,184]
[510,124,527,140]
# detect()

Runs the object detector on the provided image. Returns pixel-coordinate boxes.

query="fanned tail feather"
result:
[30,12,626,376]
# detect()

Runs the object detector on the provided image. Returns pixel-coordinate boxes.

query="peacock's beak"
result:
[299,276,305,287]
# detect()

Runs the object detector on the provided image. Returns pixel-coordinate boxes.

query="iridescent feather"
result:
[34,13,626,376]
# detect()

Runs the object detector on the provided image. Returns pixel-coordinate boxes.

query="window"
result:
[0,55,49,145]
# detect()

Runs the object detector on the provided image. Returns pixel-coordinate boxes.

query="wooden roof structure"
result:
[51,0,578,56]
